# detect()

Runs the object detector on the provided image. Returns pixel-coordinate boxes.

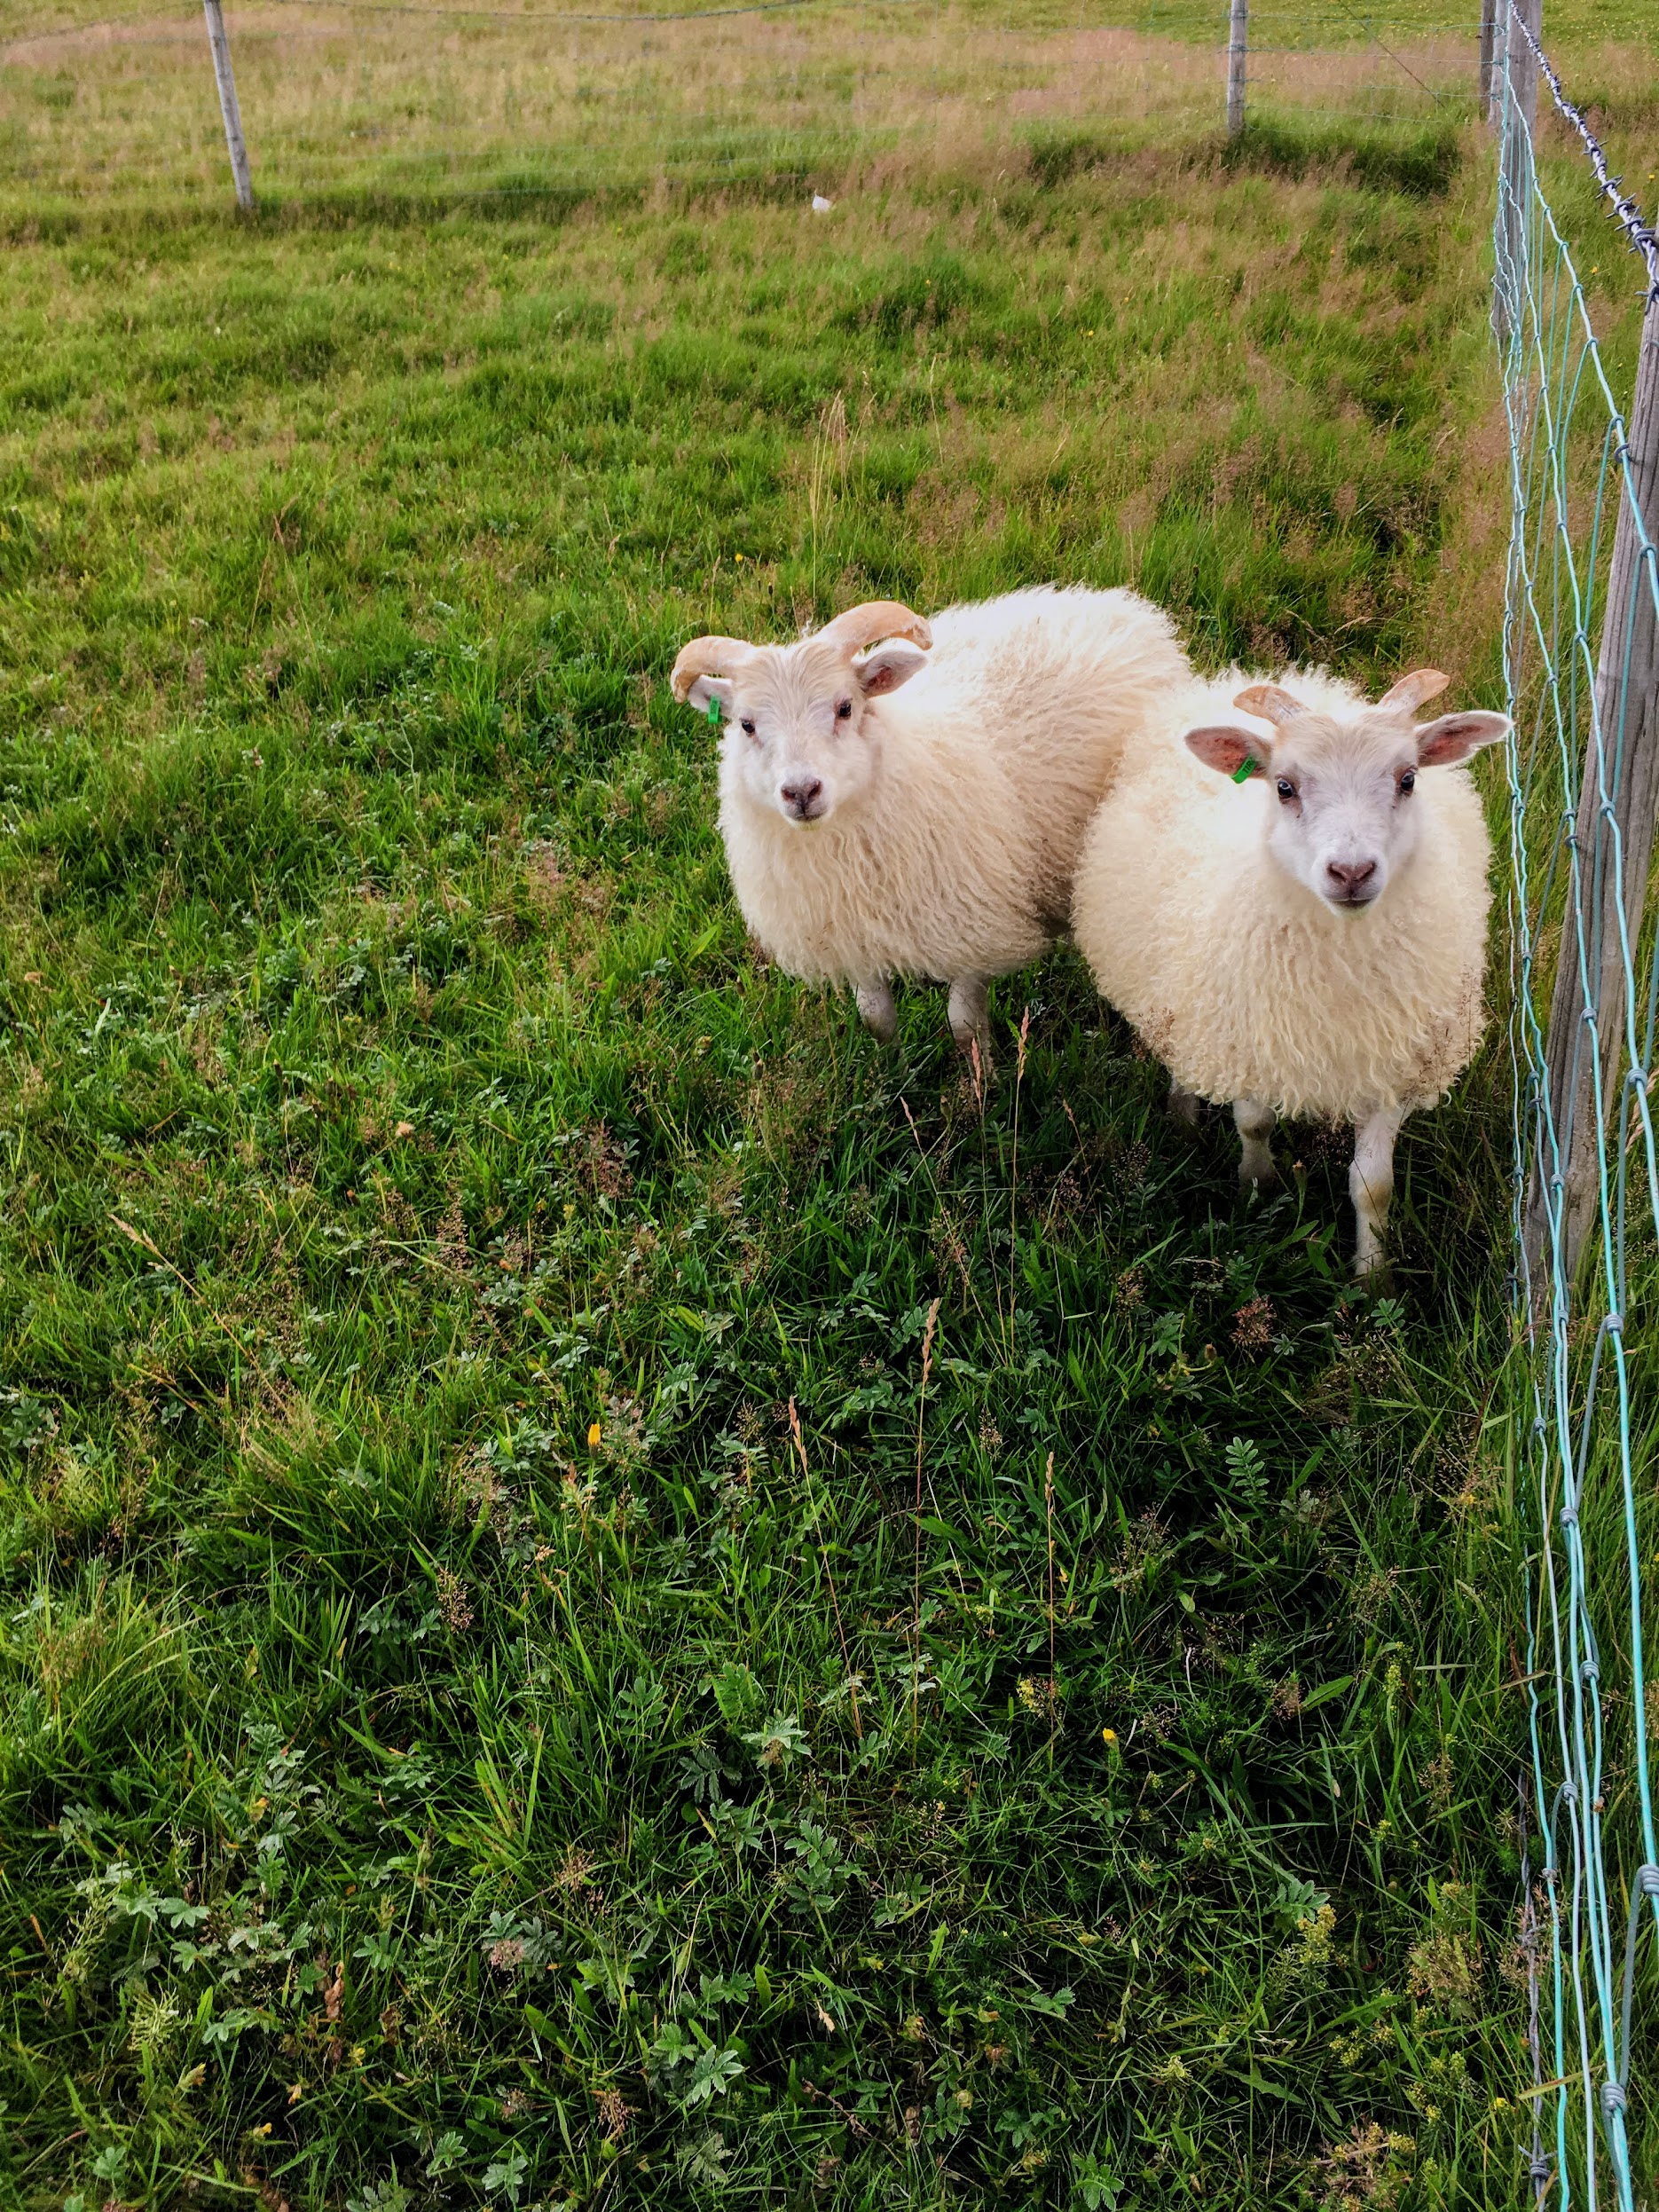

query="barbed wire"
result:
[1325,0,1447,101]
[1506,0,1659,298]
[256,0,853,22]
[0,0,193,44]
[0,0,875,43]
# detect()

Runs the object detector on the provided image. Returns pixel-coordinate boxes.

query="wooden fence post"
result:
[1510,0,1540,134]
[202,0,254,211]
[1494,0,1540,342]
[1226,0,1247,139]
[1478,0,1497,118]
[1526,289,1659,1295]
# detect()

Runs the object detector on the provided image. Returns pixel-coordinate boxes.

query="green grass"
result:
[0,71,1643,2212]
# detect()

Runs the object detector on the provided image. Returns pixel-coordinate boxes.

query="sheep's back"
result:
[902,585,1189,908]
[716,586,1189,986]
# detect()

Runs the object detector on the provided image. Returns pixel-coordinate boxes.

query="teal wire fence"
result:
[1493,4,1659,2202]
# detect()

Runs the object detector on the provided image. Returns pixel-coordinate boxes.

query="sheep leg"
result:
[1350,1104,1405,1278]
[947,976,992,1061]
[1168,1082,1201,1127]
[1232,1098,1278,1189]
[854,980,898,1043]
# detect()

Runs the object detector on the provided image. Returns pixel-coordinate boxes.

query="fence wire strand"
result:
[1494,4,1659,2203]
[1504,4,1659,299]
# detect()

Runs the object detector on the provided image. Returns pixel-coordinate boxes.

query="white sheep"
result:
[1070,665,1511,1273]
[670,586,1186,1058]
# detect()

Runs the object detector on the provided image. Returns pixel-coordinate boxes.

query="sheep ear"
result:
[1415,709,1510,768]
[1185,724,1268,778]
[684,675,735,720]
[855,641,929,697]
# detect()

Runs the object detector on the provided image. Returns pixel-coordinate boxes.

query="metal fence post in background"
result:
[1226,0,1247,138]
[1529,288,1659,1290]
[202,0,254,210]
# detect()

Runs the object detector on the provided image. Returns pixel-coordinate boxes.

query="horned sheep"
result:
[671,586,1186,1057]
[1070,665,1511,1273]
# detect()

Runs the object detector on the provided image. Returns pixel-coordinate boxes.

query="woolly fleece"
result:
[717,586,1185,989]
[1072,667,1495,1119]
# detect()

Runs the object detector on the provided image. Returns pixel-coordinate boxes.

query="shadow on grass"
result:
[1222,112,1466,199]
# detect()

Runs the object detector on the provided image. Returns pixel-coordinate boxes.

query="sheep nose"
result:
[781,777,823,818]
[1326,858,1377,898]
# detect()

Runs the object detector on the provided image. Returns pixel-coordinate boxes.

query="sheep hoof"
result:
[1239,1155,1278,1192]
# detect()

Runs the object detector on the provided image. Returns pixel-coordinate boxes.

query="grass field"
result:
[0,0,1649,222]
[2,8,1658,2208]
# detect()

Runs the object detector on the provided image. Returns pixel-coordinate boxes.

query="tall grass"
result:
[0,0,1481,224]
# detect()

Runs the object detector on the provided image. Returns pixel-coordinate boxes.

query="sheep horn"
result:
[670,635,754,704]
[1231,683,1309,725]
[816,600,933,653]
[1376,666,1451,713]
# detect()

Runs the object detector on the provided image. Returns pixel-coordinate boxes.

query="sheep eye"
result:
[835,698,853,720]
[1399,768,1416,795]
[740,718,757,738]
[1276,778,1297,804]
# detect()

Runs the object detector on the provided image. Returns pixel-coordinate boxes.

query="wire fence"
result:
[0,0,1482,216]
[1493,0,1659,2200]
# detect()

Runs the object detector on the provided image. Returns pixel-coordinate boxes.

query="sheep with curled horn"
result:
[1070,662,1510,1275]
[672,585,1188,1059]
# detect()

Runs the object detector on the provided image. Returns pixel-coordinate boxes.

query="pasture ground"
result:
[2,10,1656,2207]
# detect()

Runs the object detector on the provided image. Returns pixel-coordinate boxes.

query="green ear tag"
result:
[706,696,721,727]
[1230,758,1254,783]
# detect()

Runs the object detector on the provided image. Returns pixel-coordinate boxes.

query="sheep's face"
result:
[1259,711,1430,909]
[1185,690,1510,912]
[688,636,928,828]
